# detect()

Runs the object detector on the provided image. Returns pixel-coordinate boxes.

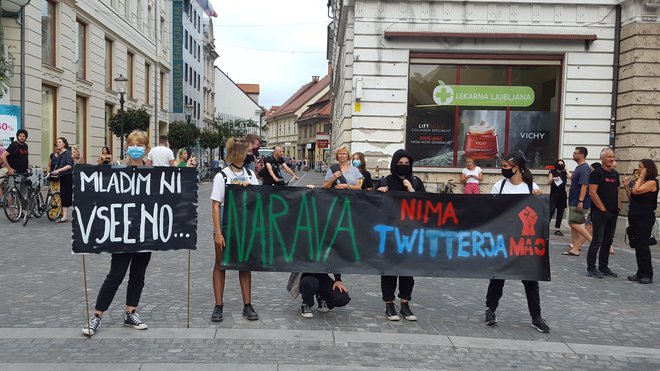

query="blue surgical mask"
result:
[352,159,361,167]
[127,145,145,159]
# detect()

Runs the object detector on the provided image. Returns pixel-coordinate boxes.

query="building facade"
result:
[328,0,660,200]
[213,67,263,137]
[1,0,171,166]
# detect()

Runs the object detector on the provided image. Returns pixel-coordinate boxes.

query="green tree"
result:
[107,107,151,139]
[199,128,223,150]
[168,121,200,150]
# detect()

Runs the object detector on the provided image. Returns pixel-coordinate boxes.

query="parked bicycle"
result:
[3,172,30,222]
[22,170,47,226]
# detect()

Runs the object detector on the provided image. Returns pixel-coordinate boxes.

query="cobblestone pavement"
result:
[1,169,659,370]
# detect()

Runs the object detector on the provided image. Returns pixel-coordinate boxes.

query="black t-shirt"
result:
[360,170,374,190]
[6,141,29,173]
[589,167,620,213]
[262,155,285,185]
[548,169,568,197]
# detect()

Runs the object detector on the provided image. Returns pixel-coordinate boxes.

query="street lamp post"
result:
[114,74,129,160]
[184,104,193,125]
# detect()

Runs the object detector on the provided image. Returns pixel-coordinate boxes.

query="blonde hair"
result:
[335,146,350,161]
[127,130,150,149]
[176,148,187,163]
[225,137,250,164]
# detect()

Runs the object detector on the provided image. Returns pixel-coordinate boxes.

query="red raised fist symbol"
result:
[518,207,538,236]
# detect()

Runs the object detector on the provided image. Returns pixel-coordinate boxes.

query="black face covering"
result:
[244,154,254,164]
[252,148,260,157]
[501,168,515,179]
[395,164,412,177]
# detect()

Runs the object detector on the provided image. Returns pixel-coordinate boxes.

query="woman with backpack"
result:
[376,149,425,321]
[485,152,551,333]
[210,138,260,322]
[623,159,659,284]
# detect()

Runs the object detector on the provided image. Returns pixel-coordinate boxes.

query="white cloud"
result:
[210,0,330,108]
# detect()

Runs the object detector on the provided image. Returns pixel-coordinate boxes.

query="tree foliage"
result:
[108,107,151,138]
[168,121,200,150]
[198,128,223,150]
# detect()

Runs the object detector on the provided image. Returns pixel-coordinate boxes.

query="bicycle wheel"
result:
[3,190,22,222]
[32,191,46,218]
[46,192,62,221]
[23,196,34,226]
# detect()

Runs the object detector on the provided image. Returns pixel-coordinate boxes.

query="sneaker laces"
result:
[126,312,142,325]
[88,316,101,329]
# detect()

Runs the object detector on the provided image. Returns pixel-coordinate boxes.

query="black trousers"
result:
[629,210,655,279]
[59,173,73,208]
[587,209,618,270]
[381,275,414,302]
[486,279,541,319]
[549,193,566,229]
[300,273,350,309]
[95,252,152,312]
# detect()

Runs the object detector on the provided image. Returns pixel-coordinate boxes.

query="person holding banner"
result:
[210,137,260,322]
[485,152,550,333]
[83,130,153,336]
[323,146,363,190]
[376,149,425,321]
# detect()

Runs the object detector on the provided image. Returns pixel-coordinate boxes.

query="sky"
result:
[209,0,331,109]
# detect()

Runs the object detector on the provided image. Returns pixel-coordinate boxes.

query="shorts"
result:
[568,206,589,225]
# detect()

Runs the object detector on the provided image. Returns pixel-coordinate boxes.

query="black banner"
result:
[72,165,198,254]
[222,186,550,281]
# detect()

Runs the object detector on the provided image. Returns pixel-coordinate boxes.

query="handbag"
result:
[47,174,60,182]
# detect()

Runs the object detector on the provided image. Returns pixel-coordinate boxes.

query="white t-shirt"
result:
[462,166,482,184]
[491,179,540,194]
[210,166,259,203]
[147,146,175,167]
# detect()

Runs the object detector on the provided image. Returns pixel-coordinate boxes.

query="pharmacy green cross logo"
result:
[432,81,454,105]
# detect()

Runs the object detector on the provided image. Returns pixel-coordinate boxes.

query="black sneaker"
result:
[627,274,640,282]
[316,295,329,313]
[399,302,417,321]
[586,268,604,278]
[211,305,223,322]
[300,304,313,318]
[385,302,399,321]
[554,230,564,236]
[242,304,258,320]
[639,277,653,284]
[598,267,618,278]
[82,314,101,336]
[531,316,551,333]
[485,309,497,325]
[124,311,148,330]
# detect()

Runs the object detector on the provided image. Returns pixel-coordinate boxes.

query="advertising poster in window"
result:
[406,108,455,166]
[458,110,506,167]
[508,111,557,169]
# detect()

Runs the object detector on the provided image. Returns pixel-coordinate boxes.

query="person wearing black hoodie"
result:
[376,149,425,321]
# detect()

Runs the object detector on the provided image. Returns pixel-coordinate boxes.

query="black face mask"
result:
[501,168,515,179]
[244,154,254,164]
[395,164,412,177]
[556,164,565,171]
[252,148,259,157]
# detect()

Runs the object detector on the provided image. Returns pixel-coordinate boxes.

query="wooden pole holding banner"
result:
[82,256,91,326]
[187,250,191,328]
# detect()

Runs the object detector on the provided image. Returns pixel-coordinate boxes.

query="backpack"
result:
[219,166,256,184]
[499,179,533,194]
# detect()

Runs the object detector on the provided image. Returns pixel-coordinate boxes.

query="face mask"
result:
[127,145,145,159]
[244,153,254,164]
[352,160,361,167]
[252,148,259,157]
[556,164,565,170]
[395,164,412,177]
[501,168,515,179]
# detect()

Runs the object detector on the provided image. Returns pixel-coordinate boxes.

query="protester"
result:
[261,145,299,186]
[323,146,363,190]
[1,129,29,176]
[97,146,112,165]
[83,130,153,337]
[210,137,260,322]
[50,137,75,223]
[288,272,350,318]
[623,159,658,284]
[548,159,569,236]
[176,148,196,168]
[243,133,261,172]
[461,158,483,194]
[352,151,374,190]
[563,147,591,257]
[147,135,175,167]
[72,145,82,164]
[376,149,425,321]
[585,148,620,279]
[484,152,550,333]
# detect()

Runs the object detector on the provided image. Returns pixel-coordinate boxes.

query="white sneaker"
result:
[82,315,101,336]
